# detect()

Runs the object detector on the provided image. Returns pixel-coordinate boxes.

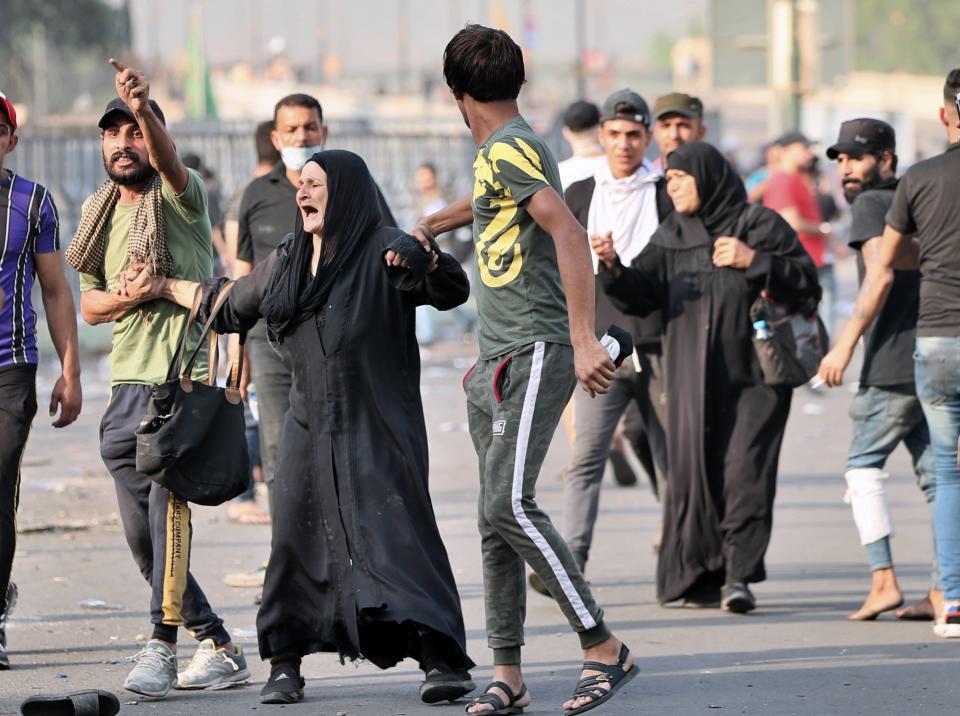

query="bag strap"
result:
[181,282,237,384]
[166,286,203,382]
[225,330,247,392]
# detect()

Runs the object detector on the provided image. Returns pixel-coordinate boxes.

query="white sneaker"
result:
[123,640,178,697]
[933,600,960,638]
[176,638,250,689]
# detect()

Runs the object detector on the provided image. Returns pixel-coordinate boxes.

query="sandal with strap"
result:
[464,680,527,715]
[563,643,638,715]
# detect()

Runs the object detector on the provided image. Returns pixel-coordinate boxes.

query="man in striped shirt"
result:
[0,90,82,669]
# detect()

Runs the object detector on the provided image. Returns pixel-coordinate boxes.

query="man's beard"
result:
[842,163,881,204]
[103,151,157,187]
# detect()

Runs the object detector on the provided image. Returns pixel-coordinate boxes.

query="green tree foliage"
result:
[0,0,128,114]
[856,0,960,74]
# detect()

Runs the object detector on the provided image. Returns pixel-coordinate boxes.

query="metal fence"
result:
[11,120,478,302]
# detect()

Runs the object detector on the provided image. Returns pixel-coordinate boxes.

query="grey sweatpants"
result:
[465,341,610,665]
[562,351,668,567]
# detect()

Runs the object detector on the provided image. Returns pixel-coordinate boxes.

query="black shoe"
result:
[260,666,305,704]
[681,584,721,609]
[419,666,475,703]
[722,581,756,614]
[608,448,638,487]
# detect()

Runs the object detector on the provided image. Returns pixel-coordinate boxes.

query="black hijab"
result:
[260,149,383,341]
[651,141,748,249]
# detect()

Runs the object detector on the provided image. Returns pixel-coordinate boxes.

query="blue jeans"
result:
[818,264,836,334]
[915,337,960,600]
[233,401,261,503]
[846,384,938,585]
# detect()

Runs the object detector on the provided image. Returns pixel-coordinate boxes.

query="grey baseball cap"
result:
[599,89,650,127]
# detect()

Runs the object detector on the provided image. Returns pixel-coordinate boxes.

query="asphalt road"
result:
[0,335,950,716]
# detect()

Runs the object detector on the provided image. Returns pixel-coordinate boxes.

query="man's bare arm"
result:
[80,289,144,325]
[109,58,189,193]
[412,195,473,239]
[817,235,894,386]
[878,224,920,270]
[817,223,917,386]
[779,206,825,237]
[525,186,614,397]
[35,252,82,427]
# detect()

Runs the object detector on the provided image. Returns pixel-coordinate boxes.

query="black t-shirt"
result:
[236,161,397,339]
[848,178,920,387]
[236,162,298,268]
[886,142,960,336]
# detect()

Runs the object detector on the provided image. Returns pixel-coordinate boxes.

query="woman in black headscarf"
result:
[595,142,820,611]
[153,150,476,705]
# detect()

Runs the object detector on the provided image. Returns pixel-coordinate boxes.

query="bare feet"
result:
[848,568,903,621]
[562,637,634,713]
[895,589,942,621]
[465,665,531,714]
[227,500,271,525]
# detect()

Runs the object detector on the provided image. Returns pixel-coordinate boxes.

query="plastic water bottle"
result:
[753,320,773,341]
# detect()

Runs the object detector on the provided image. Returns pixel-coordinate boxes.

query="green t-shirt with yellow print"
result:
[471,115,570,359]
[78,169,213,386]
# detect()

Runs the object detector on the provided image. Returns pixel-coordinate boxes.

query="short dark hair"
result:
[443,24,525,102]
[872,150,899,173]
[563,101,600,132]
[256,120,280,164]
[943,69,960,100]
[273,93,323,126]
[417,162,438,175]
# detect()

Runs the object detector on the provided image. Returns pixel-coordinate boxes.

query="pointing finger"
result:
[108,58,127,73]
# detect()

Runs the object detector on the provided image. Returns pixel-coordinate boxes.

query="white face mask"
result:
[280,144,324,172]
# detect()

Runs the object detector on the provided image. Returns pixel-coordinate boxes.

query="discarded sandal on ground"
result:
[465,681,527,715]
[563,643,637,715]
[21,689,120,716]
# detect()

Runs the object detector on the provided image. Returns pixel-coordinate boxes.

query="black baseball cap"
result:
[599,89,650,127]
[563,100,601,132]
[775,130,812,147]
[98,98,166,129]
[826,118,895,160]
[653,92,703,120]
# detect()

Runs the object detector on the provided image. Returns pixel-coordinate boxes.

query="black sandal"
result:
[563,643,638,715]
[464,680,527,715]
[21,689,120,715]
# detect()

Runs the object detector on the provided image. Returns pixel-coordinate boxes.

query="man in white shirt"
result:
[531,90,672,594]
[557,101,607,190]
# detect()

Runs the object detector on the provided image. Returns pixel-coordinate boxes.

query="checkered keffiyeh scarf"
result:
[66,174,174,278]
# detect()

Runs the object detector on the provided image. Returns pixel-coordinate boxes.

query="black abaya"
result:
[599,142,820,603]
[201,226,474,670]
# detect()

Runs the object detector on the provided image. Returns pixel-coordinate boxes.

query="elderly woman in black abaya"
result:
[150,150,476,705]
[593,142,820,612]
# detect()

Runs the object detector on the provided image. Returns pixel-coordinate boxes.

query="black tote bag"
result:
[135,284,250,505]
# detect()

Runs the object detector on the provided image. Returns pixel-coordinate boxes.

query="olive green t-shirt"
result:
[471,116,570,359]
[78,169,214,386]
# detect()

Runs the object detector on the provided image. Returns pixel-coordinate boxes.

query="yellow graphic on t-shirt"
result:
[473,140,547,288]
